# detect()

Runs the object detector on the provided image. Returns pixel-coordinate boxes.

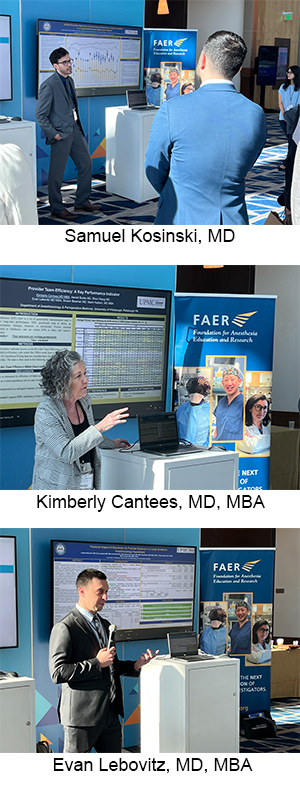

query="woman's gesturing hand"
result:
[95,407,129,433]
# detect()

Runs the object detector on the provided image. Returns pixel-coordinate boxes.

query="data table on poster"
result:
[52,541,196,637]
[76,316,165,392]
[0,278,171,425]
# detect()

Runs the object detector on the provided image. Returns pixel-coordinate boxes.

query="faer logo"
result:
[232,312,257,327]
[153,37,187,48]
[213,559,261,572]
[174,38,188,46]
[153,39,173,47]
[193,311,257,328]
[242,560,261,572]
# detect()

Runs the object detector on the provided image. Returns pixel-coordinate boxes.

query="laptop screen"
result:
[127,89,148,108]
[168,631,198,658]
[138,412,179,451]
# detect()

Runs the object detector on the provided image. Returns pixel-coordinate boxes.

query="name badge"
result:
[80,472,93,490]
[80,461,94,489]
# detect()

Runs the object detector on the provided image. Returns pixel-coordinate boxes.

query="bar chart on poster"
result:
[37,19,142,95]
[67,37,121,87]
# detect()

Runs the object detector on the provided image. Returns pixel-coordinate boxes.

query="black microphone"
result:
[107,623,117,649]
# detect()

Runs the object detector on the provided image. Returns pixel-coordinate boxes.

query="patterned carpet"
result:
[270,698,300,725]
[37,113,287,226]
[240,698,300,754]
[123,699,300,754]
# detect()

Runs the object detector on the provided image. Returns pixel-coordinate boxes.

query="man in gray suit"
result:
[49,568,158,752]
[36,48,100,221]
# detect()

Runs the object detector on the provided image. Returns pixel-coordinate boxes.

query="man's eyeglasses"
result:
[59,59,73,65]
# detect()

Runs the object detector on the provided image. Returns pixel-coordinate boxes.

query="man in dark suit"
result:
[145,30,267,225]
[36,48,100,221]
[49,568,158,753]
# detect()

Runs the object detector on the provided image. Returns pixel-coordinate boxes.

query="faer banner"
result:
[143,28,197,105]
[174,294,277,490]
[199,548,275,716]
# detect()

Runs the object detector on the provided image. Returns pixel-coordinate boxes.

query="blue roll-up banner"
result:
[143,29,197,104]
[174,294,277,490]
[199,549,275,715]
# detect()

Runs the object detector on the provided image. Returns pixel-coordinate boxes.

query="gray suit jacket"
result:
[35,72,84,144]
[32,393,114,490]
[49,607,138,726]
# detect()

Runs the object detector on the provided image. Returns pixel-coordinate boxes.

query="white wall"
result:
[255,266,300,413]
[187,0,245,88]
[274,529,300,638]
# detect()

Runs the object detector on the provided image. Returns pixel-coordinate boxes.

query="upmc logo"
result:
[137,296,165,309]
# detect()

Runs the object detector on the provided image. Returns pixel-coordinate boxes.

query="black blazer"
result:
[49,607,138,726]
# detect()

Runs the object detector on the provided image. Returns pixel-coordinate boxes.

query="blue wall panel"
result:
[29,527,200,751]
[0,265,176,489]
[0,527,200,749]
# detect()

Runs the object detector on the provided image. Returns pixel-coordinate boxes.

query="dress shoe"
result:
[51,209,78,221]
[74,203,101,212]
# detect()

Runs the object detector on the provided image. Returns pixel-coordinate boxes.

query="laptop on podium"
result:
[167,631,214,662]
[126,89,157,110]
[137,411,205,456]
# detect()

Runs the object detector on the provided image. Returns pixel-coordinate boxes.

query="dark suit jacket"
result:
[35,72,84,145]
[145,82,267,225]
[49,607,138,726]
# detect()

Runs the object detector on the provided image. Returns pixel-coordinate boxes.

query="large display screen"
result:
[257,45,279,86]
[0,277,171,427]
[0,15,12,101]
[51,540,196,641]
[0,536,18,648]
[37,18,142,97]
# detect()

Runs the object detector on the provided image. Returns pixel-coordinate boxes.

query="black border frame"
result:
[51,538,197,642]
[36,17,142,98]
[0,14,13,101]
[0,275,172,427]
[0,535,18,649]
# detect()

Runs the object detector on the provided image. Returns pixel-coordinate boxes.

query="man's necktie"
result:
[65,78,75,105]
[93,614,116,703]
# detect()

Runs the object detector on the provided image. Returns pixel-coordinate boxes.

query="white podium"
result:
[0,675,36,752]
[140,656,240,753]
[105,106,158,202]
[0,120,37,197]
[100,447,239,490]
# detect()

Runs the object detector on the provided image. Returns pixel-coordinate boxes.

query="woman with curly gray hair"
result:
[32,350,129,490]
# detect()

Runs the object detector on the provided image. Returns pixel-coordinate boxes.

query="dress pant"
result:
[48,122,92,213]
[63,704,122,753]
